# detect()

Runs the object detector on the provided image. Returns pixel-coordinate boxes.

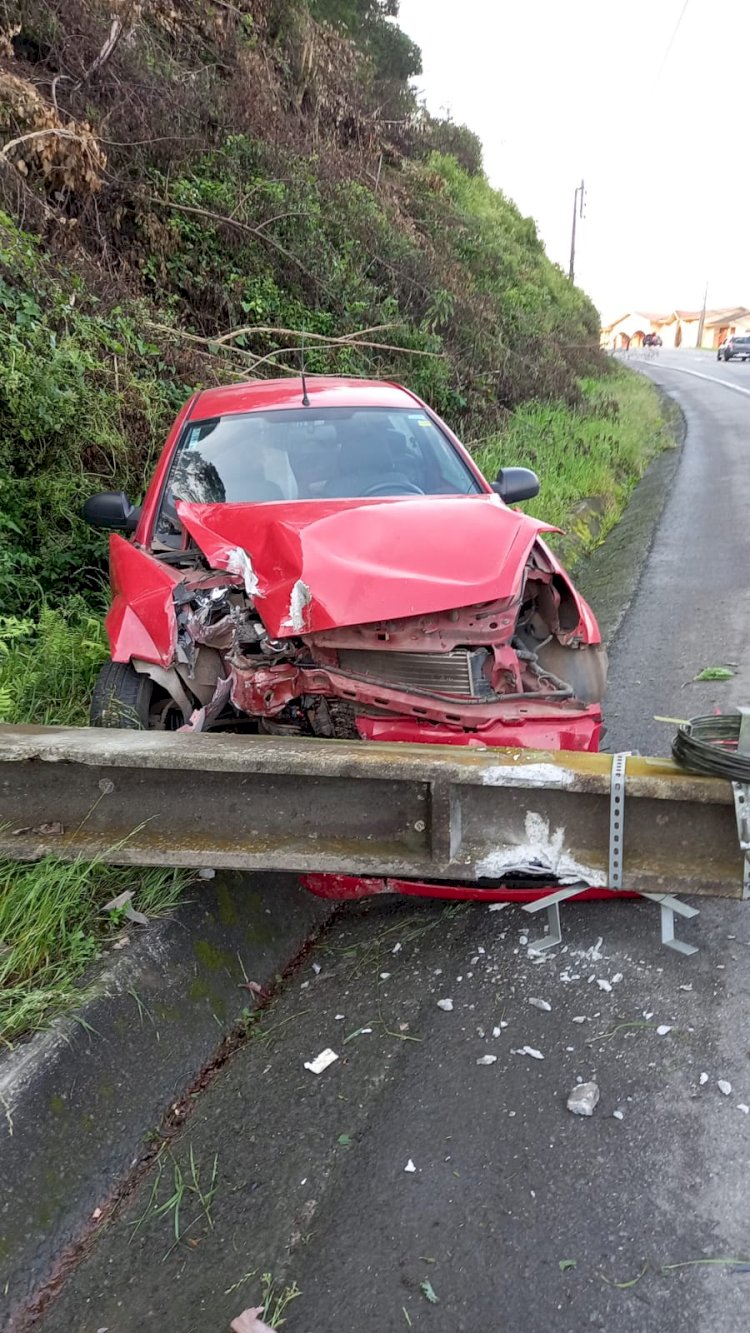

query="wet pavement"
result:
[31,359,750,1332]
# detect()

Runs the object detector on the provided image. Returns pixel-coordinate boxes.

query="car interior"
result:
[157,407,482,535]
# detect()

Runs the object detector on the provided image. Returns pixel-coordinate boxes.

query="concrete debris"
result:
[718,1080,732,1096]
[514,1046,544,1060]
[492,1026,502,1038]
[312,962,321,975]
[738,1104,750,1115]
[380,972,391,980]
[519,935,529,946]
[567,1082,600,1117]
[679,983,693,991]
[596,979,612,993]
[656,1025,673,1036]
[572,937,604,963]
[571,1016,586,1024]
[12,820,64,837]
[335,1014,345,1021]
[436,998,454,1012]
[101,889,148,927]
[488,903,508,912]
[392,943,402,954]
[304,1048,338,1075]
[528,998,552,1012]
[404,1159,417,1172]
[612,1109,624,1120]
[612,973,624,984]
[476,1054,498,1066]
[197,868,216,879]
[699,1073,709,1085]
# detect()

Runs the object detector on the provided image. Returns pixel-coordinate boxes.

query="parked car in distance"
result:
[717,334,750,361]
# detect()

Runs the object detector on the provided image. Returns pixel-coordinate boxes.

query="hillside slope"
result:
[0,0,612,615]
[0,0,674,635]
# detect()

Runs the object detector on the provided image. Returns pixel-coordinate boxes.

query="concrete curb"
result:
[0,873,334,1318]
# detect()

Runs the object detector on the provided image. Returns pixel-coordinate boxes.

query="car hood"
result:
[176,495,557,637]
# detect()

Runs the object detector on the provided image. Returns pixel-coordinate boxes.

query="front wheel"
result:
[90,661,183,730]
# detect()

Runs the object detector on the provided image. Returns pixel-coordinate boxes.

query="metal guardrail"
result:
[0,725,742,898]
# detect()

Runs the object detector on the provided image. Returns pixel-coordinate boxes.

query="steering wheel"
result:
[363,480,425,497]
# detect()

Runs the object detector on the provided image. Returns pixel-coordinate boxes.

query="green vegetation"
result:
[0,602,107,724]
[0,0,672,1042]
[0,857,188,1046]
[475,367,675,555]
[0,0,606,638]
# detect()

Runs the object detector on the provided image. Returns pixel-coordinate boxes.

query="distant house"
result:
[702,308,750,347]
[600,312,673,350]
[601,307,750,350]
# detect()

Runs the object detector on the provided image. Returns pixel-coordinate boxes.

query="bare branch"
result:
[253,210,313,233]
[141,192,331,296]
[0,128,87,158]
[207,322,400,348]
[82,0,141,84]
[146,321,444,361]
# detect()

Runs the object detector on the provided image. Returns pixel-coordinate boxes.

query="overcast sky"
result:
[397,0,749,320]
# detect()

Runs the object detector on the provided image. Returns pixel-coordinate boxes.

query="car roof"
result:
[191,376,423,421]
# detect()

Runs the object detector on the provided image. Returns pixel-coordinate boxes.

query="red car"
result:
[85,376,607,900]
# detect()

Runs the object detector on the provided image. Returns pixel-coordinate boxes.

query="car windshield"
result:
[157,406,483,534]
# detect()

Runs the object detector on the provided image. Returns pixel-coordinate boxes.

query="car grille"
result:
[337,648,493,697]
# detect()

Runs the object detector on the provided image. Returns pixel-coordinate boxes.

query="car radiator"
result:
[337,647,493,698]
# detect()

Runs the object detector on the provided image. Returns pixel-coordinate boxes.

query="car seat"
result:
[323,422,413,498]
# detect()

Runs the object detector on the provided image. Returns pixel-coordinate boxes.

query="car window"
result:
[156,406,483,536]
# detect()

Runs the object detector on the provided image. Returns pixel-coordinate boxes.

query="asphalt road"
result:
[38,355,750,1333]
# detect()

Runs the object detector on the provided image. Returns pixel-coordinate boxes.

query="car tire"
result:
[90,660,155,729]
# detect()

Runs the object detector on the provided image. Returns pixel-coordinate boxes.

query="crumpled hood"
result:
[176,494,556,637]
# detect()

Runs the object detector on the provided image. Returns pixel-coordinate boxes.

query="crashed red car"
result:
[85,376,607,899]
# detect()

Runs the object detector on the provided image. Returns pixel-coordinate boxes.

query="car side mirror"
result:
[491,467,540,503]
[83,491,141,532]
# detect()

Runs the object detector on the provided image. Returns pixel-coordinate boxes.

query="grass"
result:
[0,856,189,1047]
[0,600,108,726]
[0,602,191,1048]
[259,1273,302,1327]
[130,1144,219,1255]
[474,366,675,556]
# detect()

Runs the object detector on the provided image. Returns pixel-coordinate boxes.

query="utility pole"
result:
[696,280,708,349]
[568,179,585,282]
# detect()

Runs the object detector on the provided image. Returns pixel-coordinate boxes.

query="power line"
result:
[657,0,689,78]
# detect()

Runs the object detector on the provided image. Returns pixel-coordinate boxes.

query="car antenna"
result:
[300,332,310,407]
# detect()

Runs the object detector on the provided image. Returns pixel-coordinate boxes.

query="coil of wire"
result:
[672,713,750,782]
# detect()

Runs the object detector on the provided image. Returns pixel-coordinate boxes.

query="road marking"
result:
[654,362,750,398]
